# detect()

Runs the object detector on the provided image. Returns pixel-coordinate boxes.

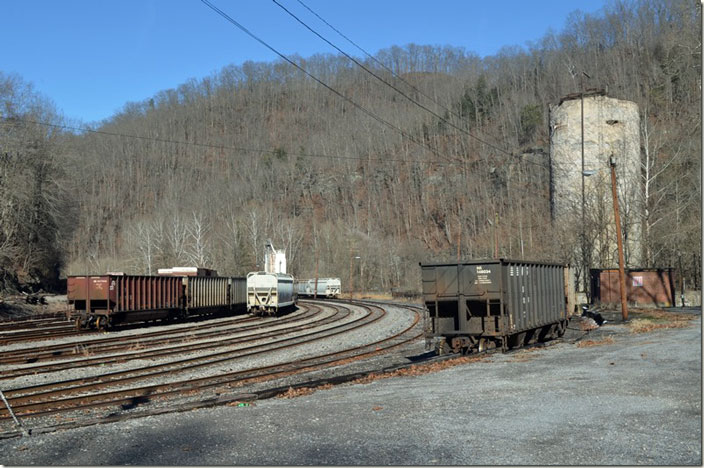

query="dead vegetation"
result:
[351,355,487,385]
[627,309,697,334]
[577,337,616,348]
[273,355,487,400]
[277,384,334,399]
[507,347,544,362]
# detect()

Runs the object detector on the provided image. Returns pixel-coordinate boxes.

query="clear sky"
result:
[1,0,608,124]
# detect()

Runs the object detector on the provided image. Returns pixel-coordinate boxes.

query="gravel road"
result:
[1,311,700,465]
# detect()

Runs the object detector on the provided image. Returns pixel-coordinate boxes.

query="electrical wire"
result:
[0,118,448,167]
[284,0,551,171]
[200,0,463,166]
[2,116,561,203]
[272,0,518,161]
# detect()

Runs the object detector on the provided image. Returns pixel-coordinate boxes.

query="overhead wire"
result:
[294,0,522,156]
[200,0,464,166]
[0,118,451,167]
[198,0,560,202]
[271,0,519,162]
[283,0,552,171]
[2,1,563,203]
[2,116,559,203]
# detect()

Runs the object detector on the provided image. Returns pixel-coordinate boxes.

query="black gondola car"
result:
[420,259,569,354]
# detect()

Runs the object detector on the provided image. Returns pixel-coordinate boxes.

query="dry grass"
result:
[627,309,696,334]
[226,399,256,407]
[346,292,423,304]
[576,337,615,348]
[628,318,692,333]
[277,384,334,399]
[579,319,600,331]
[351,355,486,385]
[273,356,486,400]
[507,347,544,362]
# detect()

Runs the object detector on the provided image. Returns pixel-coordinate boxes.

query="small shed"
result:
[590,268,675,307]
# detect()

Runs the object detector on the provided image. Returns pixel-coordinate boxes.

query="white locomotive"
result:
[294,278,341,298]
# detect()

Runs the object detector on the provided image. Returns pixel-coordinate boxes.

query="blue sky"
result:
[1,0,608,124]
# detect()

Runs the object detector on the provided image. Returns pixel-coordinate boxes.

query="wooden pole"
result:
[610,157,628,321]
[349,248,354,300]
[456,219,461,261]
[313,249,319,299]
[494,212,499,258]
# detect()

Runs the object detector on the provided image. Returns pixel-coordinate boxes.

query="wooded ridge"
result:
[0,0,700,293]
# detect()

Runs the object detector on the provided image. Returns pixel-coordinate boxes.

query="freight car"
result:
[294,278,341,298]
[157,267,218,277]
[420,259,569,355]
[247,272,296,314]
[67,274,247,330]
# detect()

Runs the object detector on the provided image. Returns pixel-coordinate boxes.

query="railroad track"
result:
[0,323,84,345]
[0,300,424,437]
[0,317,70,332]
[0,305,320,367]
[1,304,336,378]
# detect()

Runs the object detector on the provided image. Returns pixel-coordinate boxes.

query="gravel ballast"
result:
[0,312,700,465]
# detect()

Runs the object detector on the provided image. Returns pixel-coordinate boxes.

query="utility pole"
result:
[456,219,461,261]
[494,211,499,258]
[610,156,628,321]
[349,247,354,300]
[580,71,591,299]
[313,249,319,299]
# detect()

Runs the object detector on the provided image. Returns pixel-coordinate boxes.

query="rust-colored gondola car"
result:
[67,275,184,329]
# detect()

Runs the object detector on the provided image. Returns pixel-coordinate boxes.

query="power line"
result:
[200,0,464,167]
[272,0,519,162]
[288,0,550,171]
[2,117,559,201]
[0,117,558,177]
[0,118,446,167]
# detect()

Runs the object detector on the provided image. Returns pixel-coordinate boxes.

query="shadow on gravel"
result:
[100,418,218,465]
[406,351,437,363]
[120,395,151,411]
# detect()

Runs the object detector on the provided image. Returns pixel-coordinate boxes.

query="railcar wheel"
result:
[74,317,84,330]
[478,338,497,353]
[95,316,107,331]
[435,338,451,355]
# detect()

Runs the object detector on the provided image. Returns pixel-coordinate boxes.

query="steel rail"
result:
[2,302,421,425]
[1,305,317,366]
[0,319,71,332]
[2,304,335,378]
[1,303,376,408]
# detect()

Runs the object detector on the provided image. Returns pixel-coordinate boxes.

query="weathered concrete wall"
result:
[550,94,642,268]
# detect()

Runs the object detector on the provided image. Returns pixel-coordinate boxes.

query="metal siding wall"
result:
[234,277,246,306]
[541,265,546,325]
[187,277,230,308]
[518,263,530,329]
[514,263,522,330]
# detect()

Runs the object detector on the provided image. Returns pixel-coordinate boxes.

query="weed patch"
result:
[576,337,615,348]
[627,309,696,334]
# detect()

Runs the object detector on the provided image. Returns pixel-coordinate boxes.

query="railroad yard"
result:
[0,300,700,465]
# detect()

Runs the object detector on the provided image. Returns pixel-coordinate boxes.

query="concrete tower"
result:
[549,91,642,278]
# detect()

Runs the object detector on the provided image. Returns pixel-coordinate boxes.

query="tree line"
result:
[0,0,700,294]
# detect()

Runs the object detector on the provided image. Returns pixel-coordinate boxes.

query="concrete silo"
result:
[549,90,642,289]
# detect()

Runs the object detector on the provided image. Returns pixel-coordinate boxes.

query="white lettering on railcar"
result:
[474,265,492,284]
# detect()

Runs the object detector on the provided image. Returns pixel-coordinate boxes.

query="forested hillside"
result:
[0,0,700,293]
